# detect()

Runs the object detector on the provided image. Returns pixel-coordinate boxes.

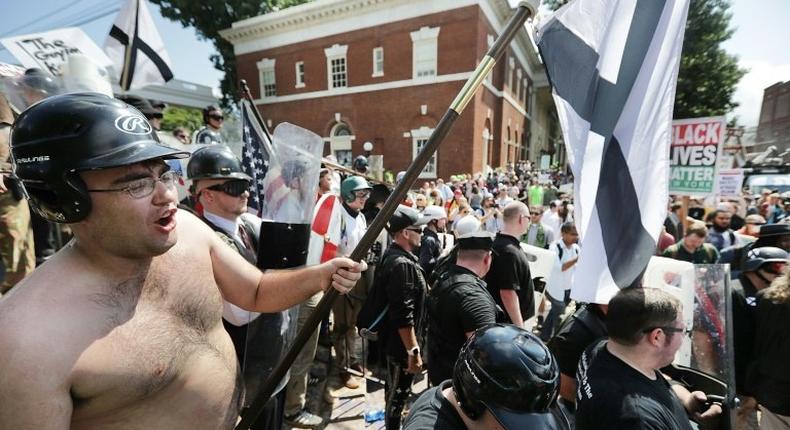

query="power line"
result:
[0,0,85,38]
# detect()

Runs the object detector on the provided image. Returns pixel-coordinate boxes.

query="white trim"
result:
[325,44,348,89]
[222,0,543,80]
[254,71,472,104]
[257,58,276,98]
[295,61,305,88]
[482,80,530,120]
[372,46,384,77]
[324,43,348,58]
[256,58,276,69]
[412,126,437,178]
[410,25,440,41]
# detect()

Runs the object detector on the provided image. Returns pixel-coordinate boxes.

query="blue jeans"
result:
[541,290,569,342]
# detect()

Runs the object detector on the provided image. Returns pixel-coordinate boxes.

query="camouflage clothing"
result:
[0,191,35,295]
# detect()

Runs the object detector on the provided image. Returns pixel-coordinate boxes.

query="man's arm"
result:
[559,373,577,403]
[500,289,524,328]
[192,212,363,313]
[0,333,72,428]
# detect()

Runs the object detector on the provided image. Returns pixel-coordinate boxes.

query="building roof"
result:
[220,0,546,86]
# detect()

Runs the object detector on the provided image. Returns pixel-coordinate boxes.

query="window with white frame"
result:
[257,58,276,97]
[412,126,437,177]
[295,61,305,88]
[507,57,515,92]
[410,26,440,78]
[516,69,522,100]
[372,47,384,77]
[522,77,528,103]
[324,44,348,89]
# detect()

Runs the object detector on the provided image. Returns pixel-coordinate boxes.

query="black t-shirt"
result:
[548,304,608,377]
[403,381,467,430]
[576,341,692,430]
[731,274,758,395]
[426,265,498,385]
[485,233,535,321]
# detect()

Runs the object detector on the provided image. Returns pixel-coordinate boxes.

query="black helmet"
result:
[187,145,252,182]
[743,246,788,273]
[10,92,189,223]
[352,155,368,173]
[453,324,565,429]
[21,68,61,95]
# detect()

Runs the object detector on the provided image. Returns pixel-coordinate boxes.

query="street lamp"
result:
[363,141,373,157]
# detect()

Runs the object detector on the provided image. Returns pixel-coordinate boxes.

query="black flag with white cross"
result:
[536,0,690,303]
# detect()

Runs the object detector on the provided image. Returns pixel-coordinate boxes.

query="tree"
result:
[161,105,202,133]
[540,0,746,120]
[150,0,309,107]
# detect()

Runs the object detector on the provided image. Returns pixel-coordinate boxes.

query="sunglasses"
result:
[209,114,224,121]
[354,190,371,199]
[406,227,423,233]
[205,180,250,197]
[530,212,541,216]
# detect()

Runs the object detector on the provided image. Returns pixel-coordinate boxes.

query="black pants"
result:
[385,356,414,429]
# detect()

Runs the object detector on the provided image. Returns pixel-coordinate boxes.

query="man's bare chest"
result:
[69,252,239,421]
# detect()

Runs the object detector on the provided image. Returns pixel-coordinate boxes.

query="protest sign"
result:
[669,116,726,196]
[1,28,112,76]
[716,169,744,198]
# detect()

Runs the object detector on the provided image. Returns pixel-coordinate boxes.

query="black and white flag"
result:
[105,0,173,91]
[536,0,689,303]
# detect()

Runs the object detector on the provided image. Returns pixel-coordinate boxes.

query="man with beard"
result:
[706,209,740,251]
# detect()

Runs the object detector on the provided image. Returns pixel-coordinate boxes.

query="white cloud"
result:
[730,60,790,127]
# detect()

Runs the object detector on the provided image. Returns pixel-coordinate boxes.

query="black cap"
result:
[387,205,427,233]
[117,95,162,119]
[759,223,790,238]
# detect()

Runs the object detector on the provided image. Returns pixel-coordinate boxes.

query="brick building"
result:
[754,81,790,157]
[221,0,559,179]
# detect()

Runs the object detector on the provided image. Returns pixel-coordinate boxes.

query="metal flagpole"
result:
[235,2,537,427]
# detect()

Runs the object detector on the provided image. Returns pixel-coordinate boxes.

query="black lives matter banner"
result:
[669,116,725,197]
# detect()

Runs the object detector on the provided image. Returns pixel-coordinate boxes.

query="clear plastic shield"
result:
[259,123,323,224]
[1,68,63,114]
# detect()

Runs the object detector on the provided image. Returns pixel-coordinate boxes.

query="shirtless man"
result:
[0,93,365,429]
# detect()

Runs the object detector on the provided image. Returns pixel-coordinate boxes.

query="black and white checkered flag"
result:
[536,0,690,303]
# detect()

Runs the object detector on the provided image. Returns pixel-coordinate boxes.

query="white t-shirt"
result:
[545,240,580,300]
[338,206,368,257]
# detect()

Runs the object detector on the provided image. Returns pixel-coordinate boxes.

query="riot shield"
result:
[239,122,323,425]
[656,263,736,430]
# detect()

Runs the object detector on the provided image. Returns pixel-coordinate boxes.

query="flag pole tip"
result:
[518,0,539,18]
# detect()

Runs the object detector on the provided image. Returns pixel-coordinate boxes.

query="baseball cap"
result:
[387,205,428,233]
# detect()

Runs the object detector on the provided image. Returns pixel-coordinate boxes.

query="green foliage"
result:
[541,0,746,120]
[149,0,309,107]
[161,105,202,133]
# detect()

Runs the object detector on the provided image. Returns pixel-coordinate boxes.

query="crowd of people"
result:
[0,81,789,430]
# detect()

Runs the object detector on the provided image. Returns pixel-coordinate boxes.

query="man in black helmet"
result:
[0,93,365,429]
[187,145,287,429]
[404,324,569,430]
[730,246,788,427]
[193,104,224,145]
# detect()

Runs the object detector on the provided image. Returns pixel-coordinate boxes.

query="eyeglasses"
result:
[406,227,423,233]
[642,326,692,337]
[530,212,541,216]
[87,171,179,199]
[209,114,224,121]
[354,190,371,199]
[204,180,251,197]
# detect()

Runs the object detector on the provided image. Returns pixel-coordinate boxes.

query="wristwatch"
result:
[407,346,420,357]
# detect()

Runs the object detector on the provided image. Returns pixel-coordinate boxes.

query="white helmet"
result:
[454,215,481,237]
[422,205,448,223]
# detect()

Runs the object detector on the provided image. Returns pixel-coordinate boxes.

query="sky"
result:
[1,0,789,127]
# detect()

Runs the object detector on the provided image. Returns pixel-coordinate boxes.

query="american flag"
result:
[240,99,275,216]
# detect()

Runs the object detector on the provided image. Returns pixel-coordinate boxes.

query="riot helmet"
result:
[187,145,252,182]
[341,176,372,203]
[453,324,565,429]
[10,92,189,223]
[352,155,368,173]
[743,246,788,274]
[422,205,448,223]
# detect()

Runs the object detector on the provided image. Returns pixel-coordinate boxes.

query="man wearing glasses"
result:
[521,205,556,249]
[193,104,225,145]
[0,94,364,429]
[576,287,721,430]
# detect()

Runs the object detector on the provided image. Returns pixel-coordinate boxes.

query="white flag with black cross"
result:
[104,0,174,91]
[536,0,690,303]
